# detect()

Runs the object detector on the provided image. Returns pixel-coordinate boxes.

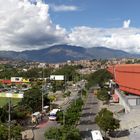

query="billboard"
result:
[0,93,23,98]
[11,77,23,82]
[50,75,64,81]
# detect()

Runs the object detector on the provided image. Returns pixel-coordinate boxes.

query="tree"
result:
[57,98,83,126]
[95,108,120,137]
[0,123,8,140]
[19,87,49,112]
[44,126,81,140]
[11,124,22,139]
[0,123,22,140]
[97,88,110,104]
[0,107,8,123]
[54,65,80,81]
[86,69,112,89]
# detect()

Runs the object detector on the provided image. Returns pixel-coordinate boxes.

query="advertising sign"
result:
[11,77,23,82]
[0,93,23,98]
[50,75,64,80]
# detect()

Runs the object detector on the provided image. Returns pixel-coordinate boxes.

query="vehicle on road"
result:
[91,130,103,140]
[48,109,60,121]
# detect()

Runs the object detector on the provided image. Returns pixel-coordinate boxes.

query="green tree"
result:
[95,108,120,137]
[19,87,49,112]
[11,124,22,140]
[54,65,80,81]
[97,88,110,104]
[86,69,112,89]
[44,126,81,140]
[0,107,8,123]
[0,123,8,140]
[0,123,22,140]
[57,98,83,126]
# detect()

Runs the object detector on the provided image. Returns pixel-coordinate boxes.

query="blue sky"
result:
[1,0,140,53]
[44,0,140,29]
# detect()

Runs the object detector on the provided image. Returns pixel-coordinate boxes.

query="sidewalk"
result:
[21,129,34,140]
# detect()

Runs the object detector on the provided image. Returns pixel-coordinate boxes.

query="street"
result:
[32,80,94,140]
[77,89,99,140]
[33,120,58,140]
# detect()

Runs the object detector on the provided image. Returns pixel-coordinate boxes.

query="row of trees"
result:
[45,98,84,140]
[44,126,81,140]
[86,69,112,89]
[88,69,120,138]
[57,98,84,126]
[0,64,80,80]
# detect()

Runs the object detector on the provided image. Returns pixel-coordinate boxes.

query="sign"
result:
[50,75,64,81]
[11,77,30,83]
[22,78,30,83]
[0,93,23,98]
[11,77,23,82]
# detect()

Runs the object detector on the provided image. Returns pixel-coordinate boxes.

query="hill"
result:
[0,45,134,63]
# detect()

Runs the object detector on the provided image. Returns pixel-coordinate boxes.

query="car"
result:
[91,130,103,140]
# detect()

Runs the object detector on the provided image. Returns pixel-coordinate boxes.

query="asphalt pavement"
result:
[77,90,99,140]
[33,120,58,140]
[31,80,87,140]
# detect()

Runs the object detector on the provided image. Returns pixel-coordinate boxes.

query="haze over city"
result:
[0,0,140,53]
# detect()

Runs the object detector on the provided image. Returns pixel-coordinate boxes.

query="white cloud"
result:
[0,0,67,51]
[1,1,140,54]
[50,4,78,12]
[123,19,131,28]
[68,26,140,53]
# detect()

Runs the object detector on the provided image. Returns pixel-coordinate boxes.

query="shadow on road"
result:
[87,102,98,105]
[109,129,130,138]
[81,112,96,117]
[82,107,90,110]
[80,130,92,139]
[79,120,96,125]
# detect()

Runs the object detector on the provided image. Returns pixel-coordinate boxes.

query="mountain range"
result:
[0,45,136,63]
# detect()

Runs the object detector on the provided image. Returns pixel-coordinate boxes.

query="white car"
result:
[91,130,103,140]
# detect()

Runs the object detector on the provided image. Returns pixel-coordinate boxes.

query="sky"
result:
[1,0,140,53]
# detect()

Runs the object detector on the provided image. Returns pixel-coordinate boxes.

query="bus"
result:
[91,130,103,140]
[48,109,60,121]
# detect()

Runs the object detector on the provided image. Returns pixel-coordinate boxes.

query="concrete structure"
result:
[114,89,132,113]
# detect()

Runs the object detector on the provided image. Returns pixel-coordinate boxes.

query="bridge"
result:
[107,64,140,96]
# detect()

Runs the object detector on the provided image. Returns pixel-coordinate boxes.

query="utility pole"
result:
[42,67,45,112]
[8,98,11,140]
[63,110,65,125]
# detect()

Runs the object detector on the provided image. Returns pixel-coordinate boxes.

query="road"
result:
[77,90,99,140]
[32,80,87,140]
[33,119,58,140]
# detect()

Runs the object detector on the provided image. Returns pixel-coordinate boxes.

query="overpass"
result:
[107,64,140,96]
